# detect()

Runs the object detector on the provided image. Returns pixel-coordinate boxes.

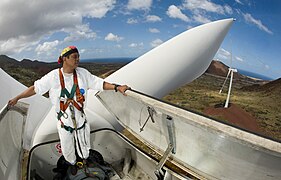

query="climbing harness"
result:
[57,68,85,132]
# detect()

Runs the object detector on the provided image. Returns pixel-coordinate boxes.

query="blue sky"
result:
[0,0,280,79]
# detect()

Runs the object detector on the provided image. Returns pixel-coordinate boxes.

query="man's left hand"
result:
[117,85,130,96]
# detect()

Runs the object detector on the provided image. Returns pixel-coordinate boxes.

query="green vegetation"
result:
[7,67,41,87]
[163,74,281,141]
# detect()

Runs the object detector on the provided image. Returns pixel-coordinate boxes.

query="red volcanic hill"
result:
[203,60,275,135]
[205,60,228,76]
[205,60,242,79]
[204,103,261,133]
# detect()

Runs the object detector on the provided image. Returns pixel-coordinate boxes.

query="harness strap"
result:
[57,68,85,130]
[59,68,84,112]
[61,120,87,133]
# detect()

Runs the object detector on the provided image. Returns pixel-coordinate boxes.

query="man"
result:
[8,46,129,171]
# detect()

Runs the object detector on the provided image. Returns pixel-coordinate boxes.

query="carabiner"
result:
[76,161,84,169]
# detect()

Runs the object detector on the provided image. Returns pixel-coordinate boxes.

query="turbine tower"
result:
[219,47,237,108]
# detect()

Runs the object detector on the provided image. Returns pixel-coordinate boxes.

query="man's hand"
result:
[7,85,36,108]
[8,97,19,107]
[117,85,130,96]
[103,82,130,95]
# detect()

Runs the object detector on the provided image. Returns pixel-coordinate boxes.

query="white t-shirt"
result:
[34,67,104,127]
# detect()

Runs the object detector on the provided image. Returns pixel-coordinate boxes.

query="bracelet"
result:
[114,84,120,92]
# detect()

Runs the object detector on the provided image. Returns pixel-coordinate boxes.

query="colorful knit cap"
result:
[58,46,79,64]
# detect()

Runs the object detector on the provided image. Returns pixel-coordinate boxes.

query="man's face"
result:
[64,52,80,69]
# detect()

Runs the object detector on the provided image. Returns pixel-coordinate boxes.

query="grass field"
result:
[163,73,281,141]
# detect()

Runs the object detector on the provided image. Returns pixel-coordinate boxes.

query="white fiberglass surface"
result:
[97,90,281,180]
[28,129,182,180]
[0,69,52,150]
[0,105,26,180]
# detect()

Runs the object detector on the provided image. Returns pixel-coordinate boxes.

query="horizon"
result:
[1,54,274,80]
[0,0,280,79]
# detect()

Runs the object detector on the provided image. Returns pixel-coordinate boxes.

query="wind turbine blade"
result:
[106,19,235,98]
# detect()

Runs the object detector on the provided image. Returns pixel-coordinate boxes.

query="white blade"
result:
[106,18,234,98]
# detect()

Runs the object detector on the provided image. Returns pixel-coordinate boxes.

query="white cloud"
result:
[129,43,144,48]
[127,0,152,11]
[146,15,162,22]
[243,13,273,34]
[127,18,138,24]
[166,5,190,22]
[193,14,211,23]
[105,33,124,42]
[80,49,86,53]
[80,0,116,18]
[149,28,160,33]
[256,59,270,70]
[0,35,40,55]
[224,5,233,14]
[217,48,231,60]
[0,0,116,55]
[150,39,163,48]
[182,0,232,15]
[63,24,97,42]
[129,43,138,48]
[35,40,60,55]
[264,64,270,70]
[235,56,243,62]
[220,48,231,56]
[235,0,243,5]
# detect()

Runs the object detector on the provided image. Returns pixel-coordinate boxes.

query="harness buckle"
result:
[60,97,66,102]
[61,111,68,119]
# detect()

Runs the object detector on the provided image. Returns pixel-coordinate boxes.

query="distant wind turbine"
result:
[219,46,237,108]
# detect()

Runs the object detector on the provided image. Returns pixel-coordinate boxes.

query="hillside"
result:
[205,60,267,85]
[166,61,280,141]
[0,55,126,86]
[205,60,241,78]
[242,78,281,93]
[0,55,20,67]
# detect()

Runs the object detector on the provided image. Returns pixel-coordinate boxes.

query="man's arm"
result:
[103,82,129,96]
[8,85,36,106]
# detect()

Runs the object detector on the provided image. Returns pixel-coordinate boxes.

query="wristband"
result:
[114,84,120,92]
